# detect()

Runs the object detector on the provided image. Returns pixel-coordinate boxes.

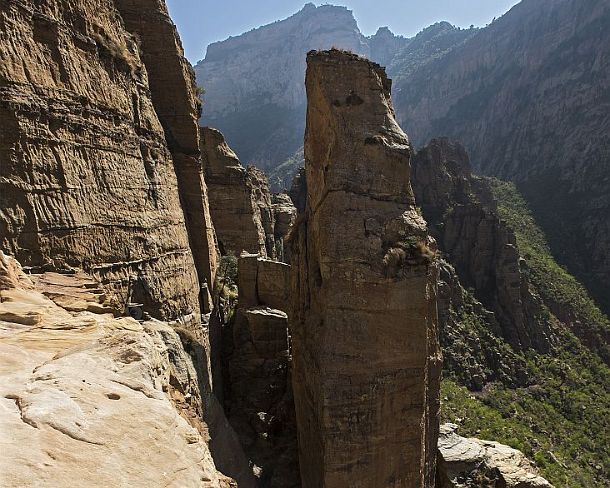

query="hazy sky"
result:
[167,1,520,63]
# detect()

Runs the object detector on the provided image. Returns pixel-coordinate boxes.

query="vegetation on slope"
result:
[441,181,610,487]
[490,178,610,362]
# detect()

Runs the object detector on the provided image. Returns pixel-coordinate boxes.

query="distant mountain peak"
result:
[373,26,397,37]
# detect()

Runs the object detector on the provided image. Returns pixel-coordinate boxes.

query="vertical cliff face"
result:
[201,126,296,260]
[114,0,218,289]
[411,139,553,352]
[0,0,215,320]
[201,127,269,257]
[291,50,441,487]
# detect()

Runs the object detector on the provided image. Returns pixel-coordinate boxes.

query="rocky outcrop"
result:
[222,254,298,486]
[201,127,269,256]
[0,252,247,487]
[201,127,296,260]
[271,193,297,263]
[0,0,216,321]
[437,424,554,488]
[411,139,552,352]
[290,49,441,487]
[394,0,610,313]
[196,3,368,117]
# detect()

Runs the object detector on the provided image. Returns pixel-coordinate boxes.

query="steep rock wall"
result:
[290,50,441,488]
[114,0,218,289]
[0,0,208,320]
[394,0,610,312]
[201,126,296,260]
[201,127,270,257]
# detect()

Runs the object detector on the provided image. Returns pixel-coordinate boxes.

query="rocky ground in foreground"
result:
[0,252,237,487]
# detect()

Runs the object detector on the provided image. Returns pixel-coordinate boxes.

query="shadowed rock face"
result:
[222,254,299,487]
[411,139,553,353]
[0,0,215,321]
[290,49,441,488]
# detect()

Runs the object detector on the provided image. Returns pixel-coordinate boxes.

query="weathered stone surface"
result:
[221,254,298,486]
[0,252,241,487]
[437,424,554,488]
[412,139,552,352]
[201,127,275,257]
[0,0,215,321]
[271,193,297,263]
[114,0,218,290]
[291,49,441,487]
[236,253,291,311]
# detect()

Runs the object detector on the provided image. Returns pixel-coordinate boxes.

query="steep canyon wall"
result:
[0,0,216,321]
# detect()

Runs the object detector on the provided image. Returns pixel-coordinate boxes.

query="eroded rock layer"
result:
[114,0,219,290]
[201,127,270,257]
[0,0,213,320]
[0,252,235,487]
[201,127,296,260]
[290,49,441,487]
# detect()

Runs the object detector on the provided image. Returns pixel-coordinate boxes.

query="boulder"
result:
[437,424,554,488]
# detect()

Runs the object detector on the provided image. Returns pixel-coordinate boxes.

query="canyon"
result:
[196,0,610,319]
[1,0,608,487]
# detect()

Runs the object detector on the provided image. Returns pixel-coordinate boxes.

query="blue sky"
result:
[167,1,520,63]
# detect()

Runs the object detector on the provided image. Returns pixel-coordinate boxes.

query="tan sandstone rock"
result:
[0,252,239,487]
[0,0,216,321]
[114,0,219,290]
[201,127,273,257]
[290,49,441,487]
[437,424,554,488]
